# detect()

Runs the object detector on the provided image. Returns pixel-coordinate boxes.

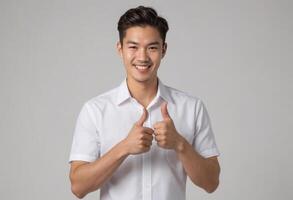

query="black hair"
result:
[117,6,169,44]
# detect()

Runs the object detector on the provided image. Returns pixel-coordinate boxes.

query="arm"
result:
[69,140,128,199]
[69,108,153,199]
[154,102,220,193]
[175,136,220,193]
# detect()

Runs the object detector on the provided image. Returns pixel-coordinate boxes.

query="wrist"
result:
[117,139,130,158]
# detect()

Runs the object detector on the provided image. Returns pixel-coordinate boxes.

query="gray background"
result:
[0,0,292,199]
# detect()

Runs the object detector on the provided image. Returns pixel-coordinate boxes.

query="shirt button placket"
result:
[142,107,152,200]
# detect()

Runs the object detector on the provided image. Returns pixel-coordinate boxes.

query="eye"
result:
[149,46,158,50]
[129,46,138,50]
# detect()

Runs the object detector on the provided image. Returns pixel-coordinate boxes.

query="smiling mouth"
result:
[133,64,151,71]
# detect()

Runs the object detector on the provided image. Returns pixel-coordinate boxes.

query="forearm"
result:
[71,140,129,198]
[175,137,220,193]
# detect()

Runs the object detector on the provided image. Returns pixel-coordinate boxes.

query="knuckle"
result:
[139,134,144,140]
[148,129,154,134]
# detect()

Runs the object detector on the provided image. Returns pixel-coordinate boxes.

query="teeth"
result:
[135,65,149,70]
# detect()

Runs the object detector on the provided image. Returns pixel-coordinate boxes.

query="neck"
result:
[127,77,158,108]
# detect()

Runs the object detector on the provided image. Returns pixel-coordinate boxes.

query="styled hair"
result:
[117,6,169,44]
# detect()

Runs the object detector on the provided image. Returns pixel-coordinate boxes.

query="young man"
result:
[69,6,220,200]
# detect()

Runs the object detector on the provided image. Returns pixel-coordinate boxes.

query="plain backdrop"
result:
[0,0,292,199]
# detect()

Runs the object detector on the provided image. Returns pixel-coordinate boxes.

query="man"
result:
[69,6,220,200]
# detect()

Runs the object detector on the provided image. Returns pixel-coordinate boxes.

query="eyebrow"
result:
[126,41,160,46]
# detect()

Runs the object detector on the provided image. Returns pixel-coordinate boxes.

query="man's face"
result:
[117,25,167,84]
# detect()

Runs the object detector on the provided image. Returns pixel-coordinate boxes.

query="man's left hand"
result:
[153,102,184,151]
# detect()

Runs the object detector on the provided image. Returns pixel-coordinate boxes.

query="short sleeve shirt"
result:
[69,78,220,200]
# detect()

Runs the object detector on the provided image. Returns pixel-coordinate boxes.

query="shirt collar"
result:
[116,77,173,106]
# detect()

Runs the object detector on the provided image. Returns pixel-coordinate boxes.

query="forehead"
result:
[123,25,162,45]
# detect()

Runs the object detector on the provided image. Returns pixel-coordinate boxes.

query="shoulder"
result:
[83,85,119,111]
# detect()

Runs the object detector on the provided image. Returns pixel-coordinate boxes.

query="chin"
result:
[135,75,157,83]
[134,77,150,83]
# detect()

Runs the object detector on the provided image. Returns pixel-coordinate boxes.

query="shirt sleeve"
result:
[68,102,101,163]
[192,100,220,158]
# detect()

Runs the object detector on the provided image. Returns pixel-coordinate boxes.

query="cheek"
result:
[124,52,135,63]
[151,53,162,62]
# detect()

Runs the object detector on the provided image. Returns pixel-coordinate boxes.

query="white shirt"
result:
[69,78,220,200]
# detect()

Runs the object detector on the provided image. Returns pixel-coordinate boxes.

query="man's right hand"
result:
[122,108,154,155]
[70,109,153,199]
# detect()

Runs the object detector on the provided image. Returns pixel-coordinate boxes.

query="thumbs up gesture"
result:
[153,102,184,151]
[122,108,154,155]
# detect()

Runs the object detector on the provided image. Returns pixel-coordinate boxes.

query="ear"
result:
[162,42,167,58]
[116,41,123,57]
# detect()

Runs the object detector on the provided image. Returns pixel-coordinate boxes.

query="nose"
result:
[136,48,149,62]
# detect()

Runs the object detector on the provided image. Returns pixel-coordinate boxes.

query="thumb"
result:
[161,101,171,120]
[136,108,148,126]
